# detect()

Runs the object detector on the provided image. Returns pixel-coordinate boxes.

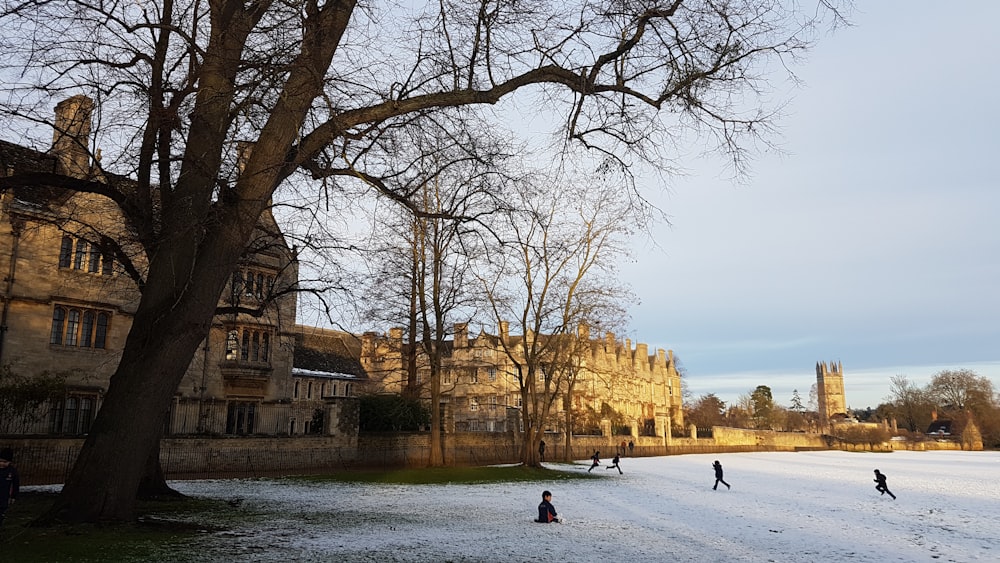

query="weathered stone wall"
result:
[4,429,977,486]
[711,427,828,449]
[4,435,359,485]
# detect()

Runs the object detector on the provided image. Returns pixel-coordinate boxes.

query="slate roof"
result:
[0,138,72,208]
[293,325,367,380]
[926,420,952,435]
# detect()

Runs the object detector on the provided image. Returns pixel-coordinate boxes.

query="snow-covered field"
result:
[160,450,998,562]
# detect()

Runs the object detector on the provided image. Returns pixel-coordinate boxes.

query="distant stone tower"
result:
[816,361,847,421]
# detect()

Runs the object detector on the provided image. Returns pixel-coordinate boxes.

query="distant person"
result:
[536,490,561,523]
[873,469,896,499]
[620,440,627,455]
[606,453,622,474]
[0,448,19,529]
[588,451,601,472]
[538,440,546,462]
[628,440,634,456]
[712,460,730,490]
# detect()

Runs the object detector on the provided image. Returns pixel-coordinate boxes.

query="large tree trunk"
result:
[40,270,222,522]
[428,353,444,466]
[42,198,253,522]
[137,438,184,500]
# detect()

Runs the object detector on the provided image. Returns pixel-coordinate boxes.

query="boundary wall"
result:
[2,427,973,485]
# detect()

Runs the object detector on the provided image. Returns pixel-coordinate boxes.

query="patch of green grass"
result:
[293,462,597,485]
[0,492,237,561]
[0,465,596,559]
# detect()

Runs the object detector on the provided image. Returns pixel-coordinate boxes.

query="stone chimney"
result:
[577,321,589,340]
[636,342,648,359]
[499,320,509,341]
[454,322,468,348]
[52,95,94,178]
[388,327,403,345]
[361,331,376,360]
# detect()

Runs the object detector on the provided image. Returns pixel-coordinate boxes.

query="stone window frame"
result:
[225,326,272,364]
[48,393,98,435]
[50,305,110,349]
[58,235,114,275]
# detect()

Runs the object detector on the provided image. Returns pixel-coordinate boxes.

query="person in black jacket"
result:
[873,469,896,499]
[606,453,622,474]
[712,460,730,490]
[588,451,601,472]
[0,447,19,529]
[536,490,561,523]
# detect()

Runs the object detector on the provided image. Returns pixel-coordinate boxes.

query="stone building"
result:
[0,96,309,437]
[288,325,366,437]
[816,360,847,423]
[360,322,683,438]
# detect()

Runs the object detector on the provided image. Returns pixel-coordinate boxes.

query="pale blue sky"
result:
[620,3,1000,409]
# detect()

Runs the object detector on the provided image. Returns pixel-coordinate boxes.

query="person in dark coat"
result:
[588,451,601,472]
[0,447,19,529]
[538,440,546,462]
[606,453,622,474]
[628,440,634,455]
[712,460,730,490]
[536,490,561,523]
[873,469,896,499]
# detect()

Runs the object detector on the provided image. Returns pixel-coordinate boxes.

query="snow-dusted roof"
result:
[291,367,357,380]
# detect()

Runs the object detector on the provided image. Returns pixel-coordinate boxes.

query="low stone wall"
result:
[3,435,359,485]
[888,439,964,452]
[710,427,828,450]
[358,432,520,467]
[7,428,975,486]
[160,435,359,478]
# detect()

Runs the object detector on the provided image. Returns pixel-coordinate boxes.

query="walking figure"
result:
[628,440,634,456]
[873,469,896,499]
[588,450,601,472]
[606,453,622,474]
[712,460,730,490]
[538,440,546,462]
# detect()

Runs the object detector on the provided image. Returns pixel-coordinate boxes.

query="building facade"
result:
[360,322,684,437]
[0,96,325,437]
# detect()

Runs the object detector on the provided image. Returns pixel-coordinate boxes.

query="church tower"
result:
[816,361,847,421]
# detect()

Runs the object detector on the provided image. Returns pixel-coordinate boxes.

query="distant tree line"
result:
[866,369,999,447]
[684,369,1000,448]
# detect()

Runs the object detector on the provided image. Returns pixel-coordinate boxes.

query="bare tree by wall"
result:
[886,374,933,433]
[925,369,999,446]
[477,178,631,466]
[356,121,519,465]
[0,0,848,522]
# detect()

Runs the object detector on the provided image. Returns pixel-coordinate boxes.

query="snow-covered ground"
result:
[159,450,998,562]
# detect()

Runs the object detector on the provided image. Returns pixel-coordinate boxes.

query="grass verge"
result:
[292,462,596,484]
[1,464,592,560]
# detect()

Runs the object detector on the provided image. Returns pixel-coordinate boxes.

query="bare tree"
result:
[925,369,995,413]
[0,0,847,522]
[357,121,517,465]
[477,176,631,466]
[886,374,932,433]
[686,393,726,428]
[924,369,998,445]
